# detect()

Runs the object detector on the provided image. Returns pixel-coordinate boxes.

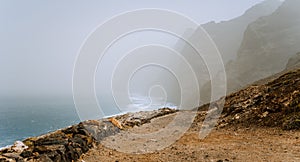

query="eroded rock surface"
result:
[216,69,300,129]
[0,108,176,162]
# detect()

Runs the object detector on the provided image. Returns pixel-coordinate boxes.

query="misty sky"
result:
[0,0,268,99]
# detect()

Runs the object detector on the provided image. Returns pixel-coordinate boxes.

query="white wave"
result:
[0,145,12,151]
[124,95,177,112]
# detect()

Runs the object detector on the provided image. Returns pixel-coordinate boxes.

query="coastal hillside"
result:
[84,67,300,162]
[201,0,300,103]
[224,0,300,93]
[202,0,281,64]
[218,68,300,130]
[1,68,300,161]
[175,0,282,99]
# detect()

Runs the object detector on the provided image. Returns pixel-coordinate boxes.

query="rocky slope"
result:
[1,66,300,161]
[82,67,300,162]
[217,68,300,130]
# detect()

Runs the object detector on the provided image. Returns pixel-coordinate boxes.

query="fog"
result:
[1,0,278,116]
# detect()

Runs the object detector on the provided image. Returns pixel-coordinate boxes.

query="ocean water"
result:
[0,96,177,147]
[0,103,80,147]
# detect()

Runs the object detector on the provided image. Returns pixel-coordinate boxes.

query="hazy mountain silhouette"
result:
[174,0,283,104]
[225,0,300,91]
[202,0,282,64]
[201,0,300,103]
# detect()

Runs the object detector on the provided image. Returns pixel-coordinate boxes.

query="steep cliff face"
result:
[202,0,282,64]
[178,0,283,103]
[224,0,300,93]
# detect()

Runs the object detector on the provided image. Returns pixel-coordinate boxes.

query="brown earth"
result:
[82,113,300,162]
[1,69,300,162]
[82,69,300,162]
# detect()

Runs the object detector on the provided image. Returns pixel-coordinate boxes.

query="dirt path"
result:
[82,113,300,162]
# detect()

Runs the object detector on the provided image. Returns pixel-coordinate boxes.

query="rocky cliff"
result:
[225,0,300,93]
[202,0,282,64]
[201,0,300,103]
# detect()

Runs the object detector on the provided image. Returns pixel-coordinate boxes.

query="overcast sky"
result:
[0,0,268,99]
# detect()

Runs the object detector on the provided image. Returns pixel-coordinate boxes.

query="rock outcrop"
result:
[0,120,108,162]
[210,68,300,130]
[0,108,176,162]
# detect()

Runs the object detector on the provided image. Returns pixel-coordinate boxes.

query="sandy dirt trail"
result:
[83,113,300,162]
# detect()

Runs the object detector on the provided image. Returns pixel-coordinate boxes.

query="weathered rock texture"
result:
[214,68,300,130]
[0,108,176,162]
[115,108,177,128]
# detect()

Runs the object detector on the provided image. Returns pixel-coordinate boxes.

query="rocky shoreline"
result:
[1,68,299,162]
[0,108,177,162]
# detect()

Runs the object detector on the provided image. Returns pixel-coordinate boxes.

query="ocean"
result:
[0,103,80,148]
[0,96,177,147]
